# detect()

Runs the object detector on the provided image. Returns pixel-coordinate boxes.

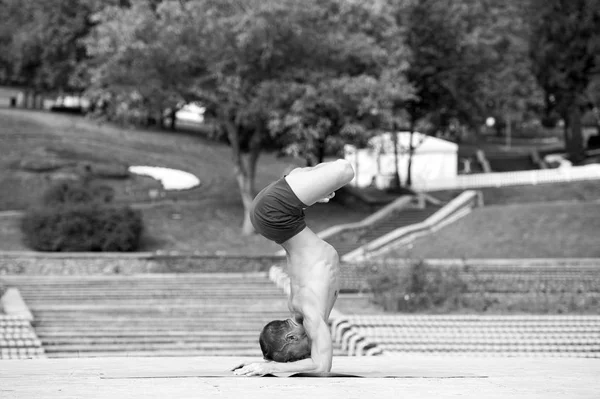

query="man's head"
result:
[259,319,311,362]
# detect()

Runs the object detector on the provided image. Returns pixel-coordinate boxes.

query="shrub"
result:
[21,204,143,252]
[363,260,600,314]
[365,260,467,313]
[86,163,130,179]
[19,157,73,172]
[21,179,142,252]
[42,180,115,206]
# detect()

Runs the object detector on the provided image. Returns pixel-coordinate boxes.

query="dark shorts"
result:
[250,177,307,244]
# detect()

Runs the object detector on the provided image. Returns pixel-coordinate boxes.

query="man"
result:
[233,159,355,376]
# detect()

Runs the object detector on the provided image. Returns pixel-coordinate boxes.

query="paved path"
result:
[1,356,599,398]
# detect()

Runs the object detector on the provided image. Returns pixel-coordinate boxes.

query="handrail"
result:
[343,190,480,262]
[274,195,414,256]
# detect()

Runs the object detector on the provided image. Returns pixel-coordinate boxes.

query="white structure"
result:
[128,166,201,191]
[345,131,458,189]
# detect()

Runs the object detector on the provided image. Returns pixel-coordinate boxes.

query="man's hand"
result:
[232,362,273,377]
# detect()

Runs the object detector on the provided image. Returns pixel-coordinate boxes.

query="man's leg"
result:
[285,159,355,207]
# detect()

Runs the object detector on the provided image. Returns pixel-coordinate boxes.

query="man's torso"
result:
[285,232,340,322]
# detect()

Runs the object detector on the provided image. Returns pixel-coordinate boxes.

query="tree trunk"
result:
[224,116,262,236]
[169,108,177,130]
[564,104,585,163]
[239,132,261,236]
[505,113,512,149]
[157,108,165,129]
[23,90,31,109]
[316,137,326,164]
[406,120,416,187]
[390,131,402,190]
[235,167,256,236]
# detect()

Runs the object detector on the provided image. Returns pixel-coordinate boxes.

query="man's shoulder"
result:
[291,290,325,321]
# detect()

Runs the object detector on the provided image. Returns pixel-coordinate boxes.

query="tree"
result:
[260,0,413,167]
[85,0,413,234]
[0,0,125,106]
[529,0,600,162]
[465,0,543,141]
[397,0,485,186]
[83,1,201,125]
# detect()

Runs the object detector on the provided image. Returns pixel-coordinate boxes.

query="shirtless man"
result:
[232,159,355,376]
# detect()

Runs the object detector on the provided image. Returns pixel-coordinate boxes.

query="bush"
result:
[86,163,130,179]
[19,156,73,172]
[365,260,467,313]
[21,179,142,252]
[363,260,600,314]
[42,180,115,206]
[21,204,143,252]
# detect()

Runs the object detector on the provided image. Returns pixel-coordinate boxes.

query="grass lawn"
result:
[386,202,600,259]
[0,108,297,210]
[0,108,374,254]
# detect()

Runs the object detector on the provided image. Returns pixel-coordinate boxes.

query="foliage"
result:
[0,0,116,90]
[529,0,600,161]
[83,0,415,233]
[5,0,596,234]
[364,260,600,314]
[41,180,115,207]
[365,260,467,312]
[467,0,544,133]
[21,204,143,252]
[21,180,142,252]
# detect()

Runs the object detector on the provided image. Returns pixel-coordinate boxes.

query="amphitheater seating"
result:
[1,274,348,358]
[338,260,600,293]
[336,315,600,357]
[0,315,45,359]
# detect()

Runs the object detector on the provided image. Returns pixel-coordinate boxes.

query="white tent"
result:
[344,131,458,190]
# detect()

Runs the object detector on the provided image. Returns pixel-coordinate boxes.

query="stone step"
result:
[6,287,278,293]
[31,310,287,317]
[34,330,260,338]
[1,273,269,281]
[41,336,260,345]
[2,282,273,288]
[360,335,600,344]
[20,292,284,298]
[38,342,271,352]
[27,303,287,311]
[379,343,600,352]
[32,310,286,316]
[45,348,349,358]
[355,327,600,335]
[33,322,283,330]
[2,274,352,358]
[32,317,285,324]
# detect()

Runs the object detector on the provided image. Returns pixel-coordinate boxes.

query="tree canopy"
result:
[2,0,598,232]
[529,0,600,161]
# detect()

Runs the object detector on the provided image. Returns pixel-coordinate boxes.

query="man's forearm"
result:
[269,358,326,374]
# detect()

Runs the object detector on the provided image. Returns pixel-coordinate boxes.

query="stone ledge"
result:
[0,288,33,321]
[0,253,285,275]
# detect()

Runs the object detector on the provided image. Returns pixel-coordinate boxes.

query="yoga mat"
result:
[101,369,486,379]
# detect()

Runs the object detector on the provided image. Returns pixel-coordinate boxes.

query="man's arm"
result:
[233,306,333,376]
[268,310,333,374]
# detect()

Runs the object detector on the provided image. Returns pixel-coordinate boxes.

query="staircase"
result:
[1,274,348,358]
[325,206,441,257]
[342,315,600,357]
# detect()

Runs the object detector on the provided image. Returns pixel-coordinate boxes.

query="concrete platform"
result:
[1,356,599,398]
